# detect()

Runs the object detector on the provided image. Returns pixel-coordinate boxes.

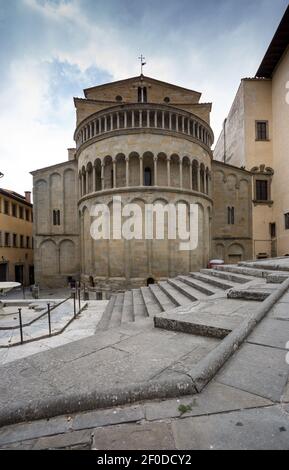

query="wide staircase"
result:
[97,260,289,331]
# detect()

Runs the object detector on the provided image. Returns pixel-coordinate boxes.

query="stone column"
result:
[167,157,171,187]
[176,115,179,132]
[124,111,127,128]
[139,110,142,127]
[81,173,84,196]
[147,110,150,127]
[126,158,129,187]
[179,160,183,188]
[197,165,200,192]
[116,113,120,129]
[104,116,107,132]
[182,116,185,133]
[169,113,172,130]
[189,162,193,190]
[154,157,158,186]
[79,175,82,197]
[154,111,157,128]
[132,110,135,127]
[110,114,113,131]
[113,160,116,188]
[187,119,190,135]
[162,111,165,129]
[85,171,88,194]
[93,166,97,192]
[101,164,104,190]
[139,156,143,186]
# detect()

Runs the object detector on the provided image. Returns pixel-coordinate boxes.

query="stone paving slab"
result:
[0,322,217,425]
[171,406,289,450]
[33,429,92,450]
[92,421,176,450]
[216,343,289,401]
[247,318,289,349]
[268,301,289,321]
[144,381,272,421]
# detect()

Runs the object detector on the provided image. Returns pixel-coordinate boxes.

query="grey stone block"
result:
[216,343,289,401]
[72,405,144,431]
[172,406,289,450]
[92,421,176,450]
[145,381,271,421]
[247,318,289,349]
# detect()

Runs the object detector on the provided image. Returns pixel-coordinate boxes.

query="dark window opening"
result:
[256,180,268,201]
[4,200,9,215]
[256,121,268,141]
[12,204,17,217]
[13,234,17,247]
[138,87,142,102]
[115,95,123,102]
[144,167,152,186]
[19,206,24,219]
[164,96,170,103]
[53,209,61,226]
[4,233,10,247]
[20,235,24,248]
[227,207,235,225]
[270,223,276,238]
[111,169,114,188]
[285,213,289,230]
[147,278,155,286]
[137,86,147,103]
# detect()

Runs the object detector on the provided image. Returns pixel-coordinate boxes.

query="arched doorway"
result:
[147,277,155,286]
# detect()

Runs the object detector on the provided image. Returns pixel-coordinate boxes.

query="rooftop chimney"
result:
[25,191,31,203]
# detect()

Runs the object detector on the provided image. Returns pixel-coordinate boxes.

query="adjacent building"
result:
[214,5,289,259]
[0,189,34,285]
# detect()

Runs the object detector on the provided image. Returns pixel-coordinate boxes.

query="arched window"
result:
[144,167,152,186]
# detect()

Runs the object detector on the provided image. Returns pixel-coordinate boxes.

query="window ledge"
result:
[255,139,270,142]
[253,199,273,206]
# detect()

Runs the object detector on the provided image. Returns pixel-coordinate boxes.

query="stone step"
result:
[140,287,163,316]
[227,288,271,301]
[238,260,289,272]
[189,272,234,290]
[149,284,177,311]
[97,295,116,331]
[122,291,134,323]
[158,281,192,306]
[167,278,199,301]
[154,310,243,339]
[177,275,218,296]
[215,264,288,281]
[109,293,124,328]
[200,268,252,284]
[132,289,148,318]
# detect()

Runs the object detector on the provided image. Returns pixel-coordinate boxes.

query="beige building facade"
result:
[0,189,34,286]
[214,6,289,259]
[32,75,253,291]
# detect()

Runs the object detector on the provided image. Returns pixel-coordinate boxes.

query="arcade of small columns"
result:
[74,104,214,150]
[79,153,211,198]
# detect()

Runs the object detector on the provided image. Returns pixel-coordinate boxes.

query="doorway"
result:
[15,265,24,284]
[147,277,155,286]
[0,263,7,282]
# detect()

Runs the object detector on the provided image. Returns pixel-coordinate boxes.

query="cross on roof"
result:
[138,54,146,75]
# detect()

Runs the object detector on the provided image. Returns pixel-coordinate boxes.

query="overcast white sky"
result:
[0,0,288,196]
